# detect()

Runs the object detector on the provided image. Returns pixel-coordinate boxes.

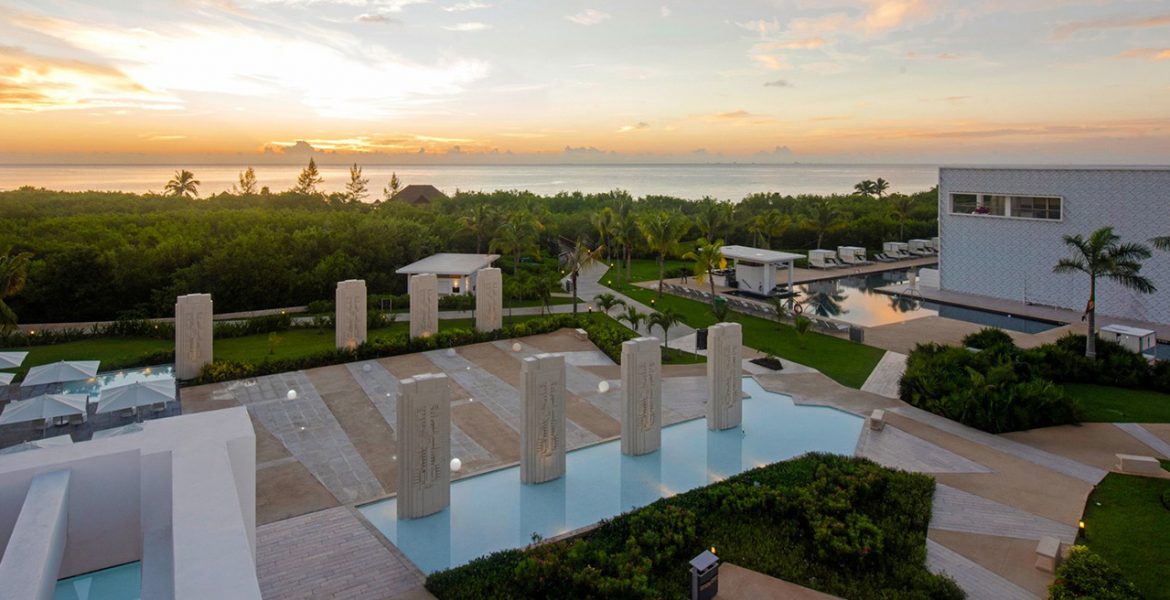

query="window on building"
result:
[983,195,1008,216]
[1011,196,1062,220]
[951,193,977,213]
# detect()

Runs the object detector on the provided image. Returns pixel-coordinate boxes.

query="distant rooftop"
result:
[395,253,499,276]
[720,245,803,264]
[390,184,449,204]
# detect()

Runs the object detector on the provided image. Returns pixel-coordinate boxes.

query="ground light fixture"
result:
[598,381,610,393]
[450,458,462,472]
[286,390,297,400]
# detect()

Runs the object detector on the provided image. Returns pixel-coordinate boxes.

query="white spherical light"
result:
[512,342,522,352]
[598,381,610,393]
[446,348,457,358]
[286,390,297,400]
[450,457,462,472]
[362,364,372,373]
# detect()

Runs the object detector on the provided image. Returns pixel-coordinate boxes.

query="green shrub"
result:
[212,313,294,339]
[1049,546,1140,600]
[961,327,1014,350]
[306,300,333,314]
[438,294,476,311]
[427,454,962,600]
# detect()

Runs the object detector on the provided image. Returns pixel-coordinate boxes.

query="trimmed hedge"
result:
[1049,546,1140,600]
[426,454,962,600]
[192,314,635,384]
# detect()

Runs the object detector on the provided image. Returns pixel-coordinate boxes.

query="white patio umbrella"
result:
[96,379,176,414]
[0,373,13,386]
[0,433,74,455]
[21,360,100,387]
[0,351,28,369]
[92,422,146,439]
[0,394,88,425]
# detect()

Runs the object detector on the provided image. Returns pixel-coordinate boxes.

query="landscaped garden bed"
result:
[426,453,962,600]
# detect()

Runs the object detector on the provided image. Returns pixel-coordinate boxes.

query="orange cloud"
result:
[1053,13,1170,39]
[1117,48,1170,61]
[0,46,177,112]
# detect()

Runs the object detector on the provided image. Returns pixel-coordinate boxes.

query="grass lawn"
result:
[1080,470,1170,599]
[601,257,691,287]
[602,270,884,388]
[2,337,172,377]
[1064,383,1170,423]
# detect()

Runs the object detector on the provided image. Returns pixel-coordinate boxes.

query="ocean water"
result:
[0,163,939,200]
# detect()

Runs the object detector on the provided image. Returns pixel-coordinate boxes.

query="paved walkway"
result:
[859,351,906,399]
[1114,422,1170,458]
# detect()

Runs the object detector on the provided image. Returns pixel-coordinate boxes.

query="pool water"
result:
[797,269,1063,333]
[54,562,140,600]
[358,378,862,574]
[61,365,175,400]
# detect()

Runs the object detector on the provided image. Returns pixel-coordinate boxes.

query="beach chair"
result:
[873,253,894,263]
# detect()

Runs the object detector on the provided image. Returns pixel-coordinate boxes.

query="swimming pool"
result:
[61,365,175,400]
[358,378,862,574]
[54,562,140,600]
[797,269,1064,333]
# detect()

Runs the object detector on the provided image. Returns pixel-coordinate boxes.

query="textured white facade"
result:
[520,353,566,484]
[174,294,213,380]
[706,322,743,430]
[409,274,439,339]
[939,167,1170,326]
[335,279,367,350]
[474,267,502,332]
[620,337,661,456]
[396,373,451,519]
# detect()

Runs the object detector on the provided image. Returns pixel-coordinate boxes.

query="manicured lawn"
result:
[601,257,691,286]
[1064,383,1170,423]
[1080,471,1170,599]
[2,337,172,377]
[604,272,884,388]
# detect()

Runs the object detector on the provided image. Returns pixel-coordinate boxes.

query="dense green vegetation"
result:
[1075,472,1170,599]
[426,454,961,600]
[603,265,885,388]
[1049,546,1141,600]
[0,186,938,324]
[1063,384,1170,423]
[901,329,1170,432]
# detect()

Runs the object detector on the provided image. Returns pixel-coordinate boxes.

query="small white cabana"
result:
[837,246,869,265]
[21,360,100,387]
[395,253,500,296]
[808,249,839,269]
[908,239,934,255]
[1099,325,1157,355]
[0,351,28,370]
[720,245,802,294]
[883,242,910,258]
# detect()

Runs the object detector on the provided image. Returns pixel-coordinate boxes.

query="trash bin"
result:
[696,328,709,350]
[849,325,865,343]
[689,550,719,600]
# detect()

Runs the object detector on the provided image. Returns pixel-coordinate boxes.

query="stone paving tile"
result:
[230,371,385,504]
[257,507,423,600]
[926,539,1036,600]
[931,484,1078,544]
[855,425,992,474]
[890,405,1106,484]
[859,351,907,399]
[422,349,600,449]
[1114,422,1170,459]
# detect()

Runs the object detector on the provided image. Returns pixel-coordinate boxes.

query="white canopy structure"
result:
[0,351,28,370]
[719,245,803,298]
[0,434,74,455]
[0,394,88,425]
[395,253,500,295]
[96,380,176,414]
[0,373,13,386]
[21,360,100,387]
[91,422,147,439]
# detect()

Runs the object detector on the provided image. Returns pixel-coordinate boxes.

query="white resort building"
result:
[395,253,500,296]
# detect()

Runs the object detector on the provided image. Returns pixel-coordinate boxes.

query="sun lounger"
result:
[873,253,895,263]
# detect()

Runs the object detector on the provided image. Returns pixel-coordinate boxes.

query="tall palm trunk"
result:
[625,245,632,281]
[1086,277,1097,358]
[571,271,579,314]
[657,254,666,298]
[708,265,717,307]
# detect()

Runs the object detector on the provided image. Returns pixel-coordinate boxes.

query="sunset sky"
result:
[1,0,1168,164]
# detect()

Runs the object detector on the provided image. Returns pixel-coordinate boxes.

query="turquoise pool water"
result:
[62,365,174,399]
[54,562,140,600]
[359,378,862,574]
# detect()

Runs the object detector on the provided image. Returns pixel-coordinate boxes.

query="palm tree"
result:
[591,208,615,261]
[459,204,499,253]
[793,315,812,348]
[592,292,625,315]
[758,209,788,248]
[489,212,541,274]
[682,238,723,308]
[560,238,605,314]
[695,197,732,240]
[611,201,640,281]
[888,195,915,240]
[803,200,848,249]
[853,180,876,197]
[873,178,890,199]
[617,305,646,332]
[648,308,682,351]
[638,211,689,298]
[164,170,200,198]
[1053,227,1155,358]
[1152,236,1170,251]
[0,249,31,335]
[528,272,557,315]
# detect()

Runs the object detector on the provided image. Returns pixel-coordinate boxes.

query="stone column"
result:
[521,353,566,484]
[620,337,661,456]
[396,373,451,519]
[706,322,743,430]
[409,273,438,339]
[335,279,367,350]
[175,293,213,380]
[474,267,502,332]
